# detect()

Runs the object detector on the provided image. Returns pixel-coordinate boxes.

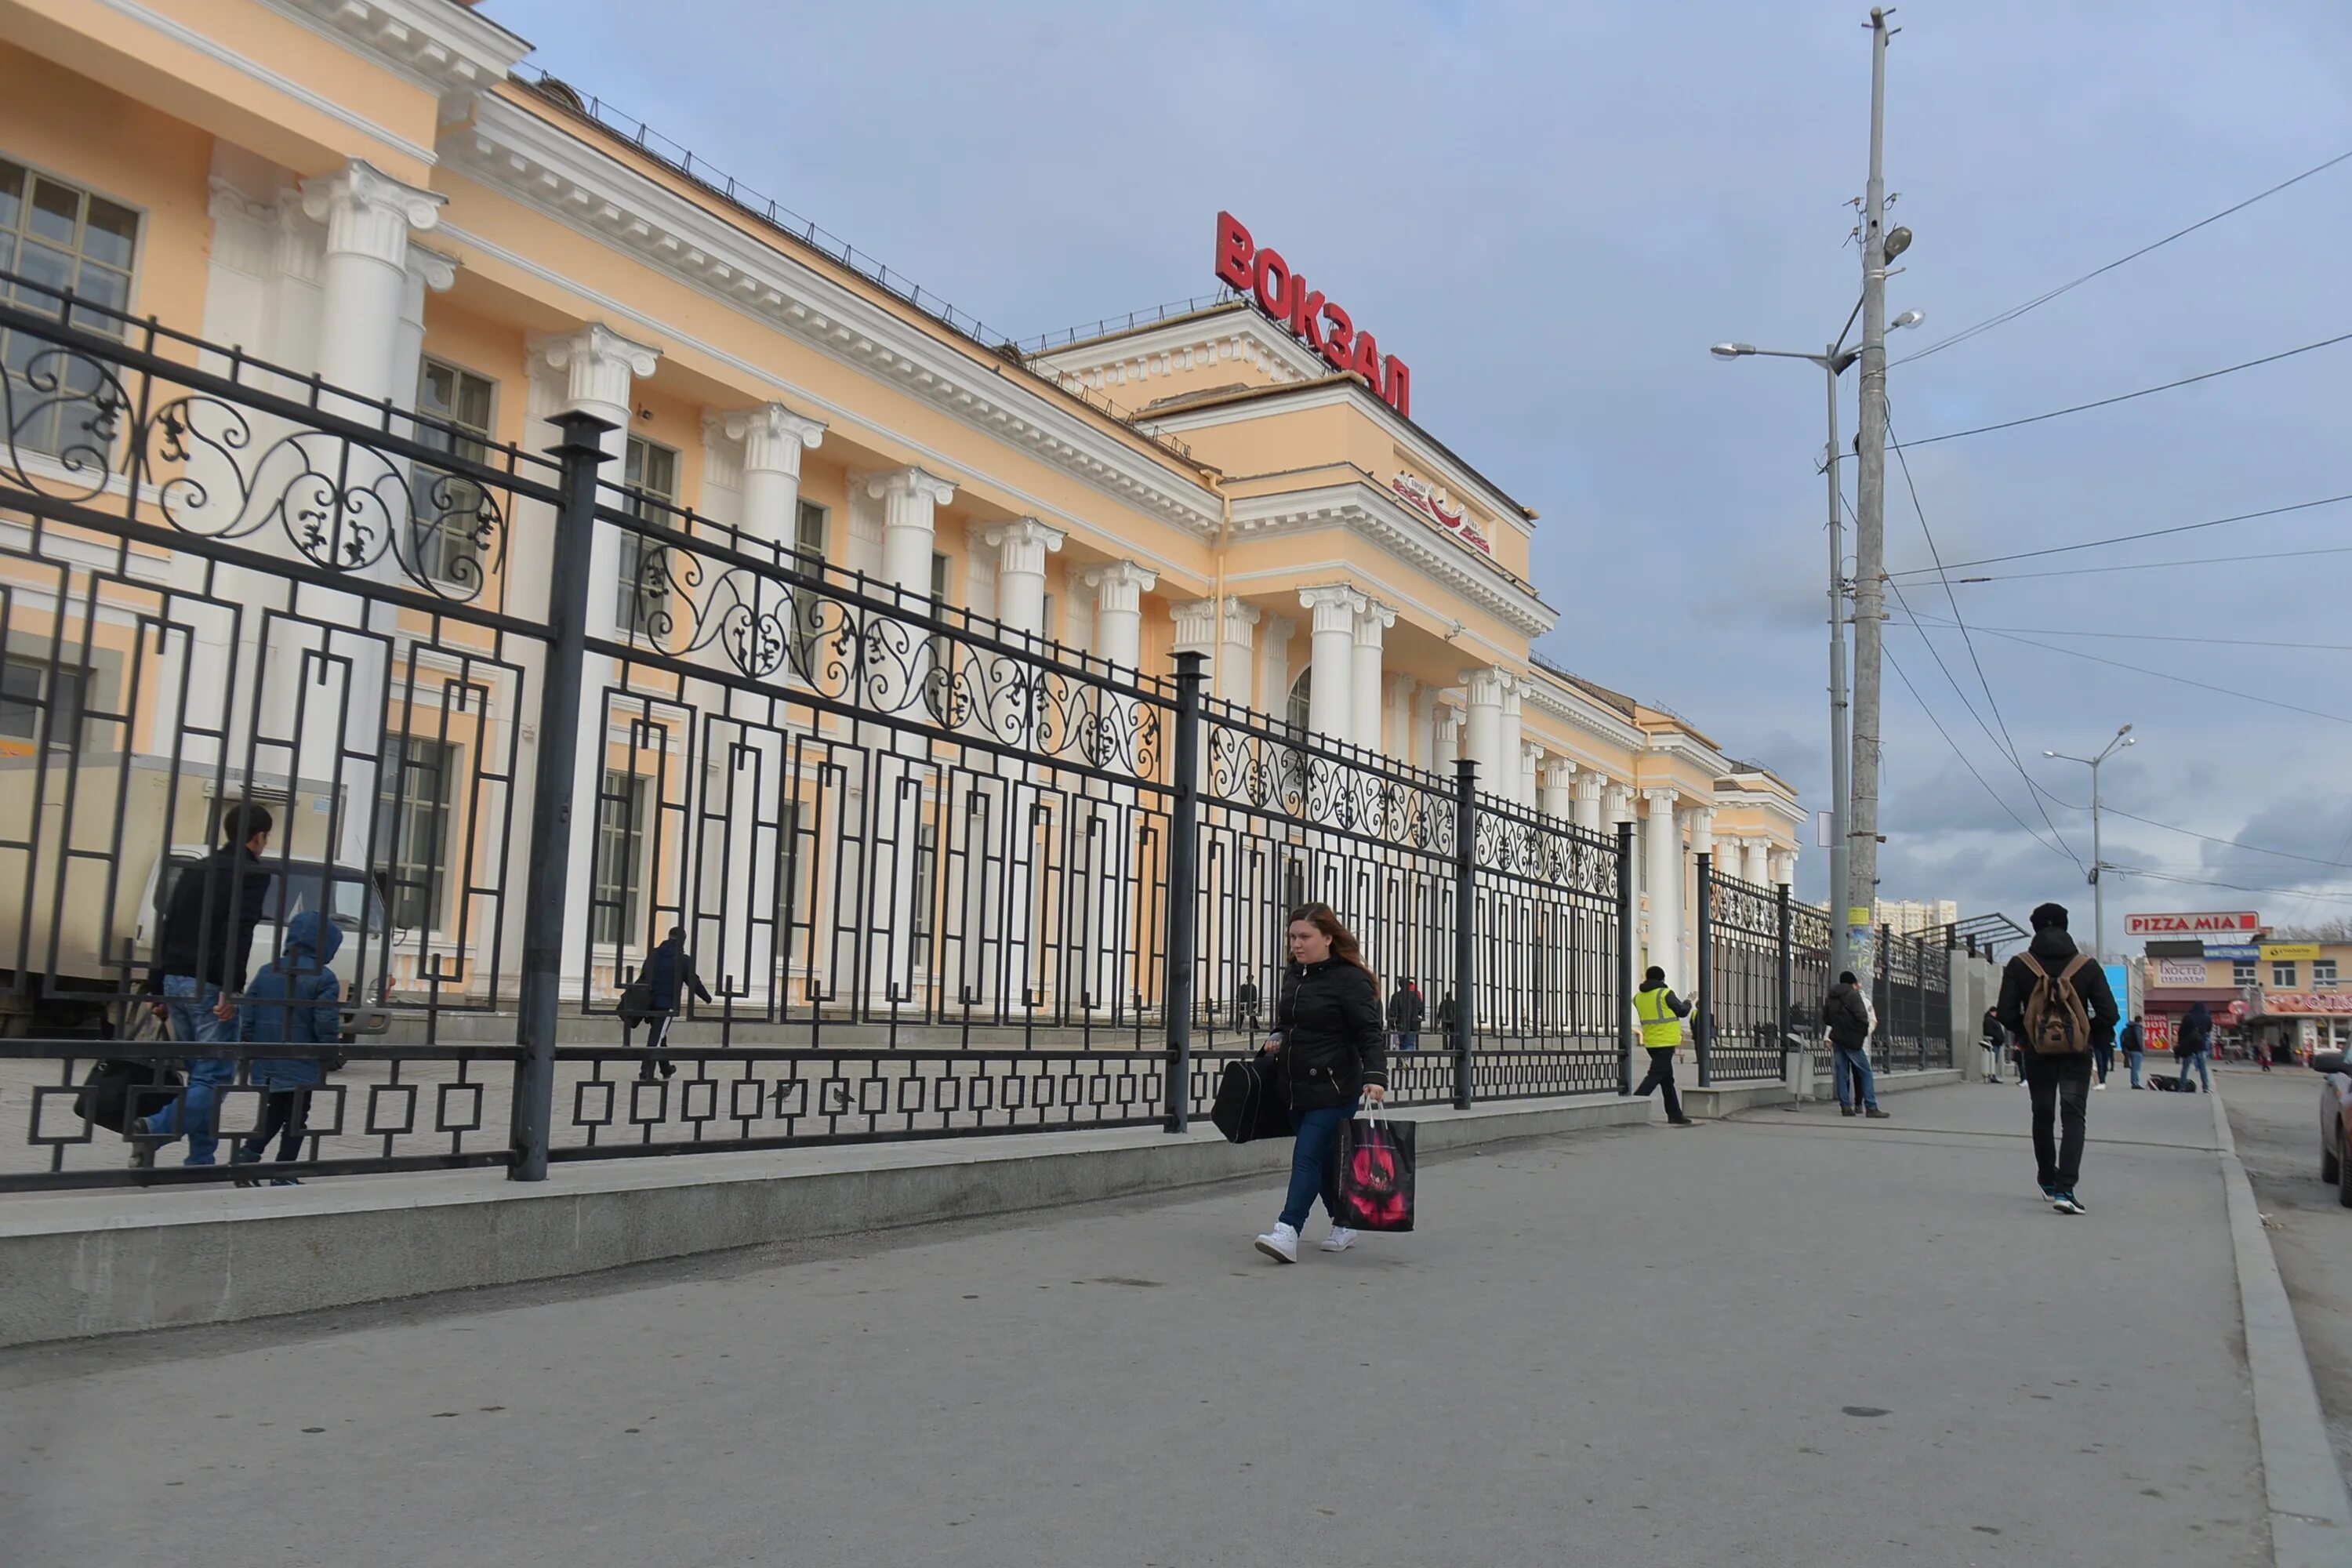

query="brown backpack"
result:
[2019,953,2092,1054]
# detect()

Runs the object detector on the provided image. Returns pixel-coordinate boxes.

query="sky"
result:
[485,0,2352,949]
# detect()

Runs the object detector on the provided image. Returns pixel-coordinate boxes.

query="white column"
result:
[1298,586,1363,746]
[1690,806,1716,862]
[1218,598,1261,705]
[1385,674,1416,763]
[1499,677,1528,805]
[1087,561,1158,674]
[532,324,660,991]
[1745,839,1773,887]
[728,402,826,548]
[299,159,445,412]
[1460,666,1507,797]
[869,466,956,594]
[1521,742,1542,810]
[1770,849,1797,887]
[1351,601,1395,750]
[1606,782,1637,826]
[1170,597,1219,662]
[393,243,456,416]
[1644,788,1683,983]
[1540,757,1574,823]
[982,518,1064,642]
[1433,702,1461,774]
[1686,806,1716,985]
[1411,686,1440,774]
[1575,771,1606,835]
[1258,614,1295,720]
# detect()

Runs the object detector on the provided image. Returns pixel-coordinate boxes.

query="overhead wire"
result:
[1893,147,2352,367]
[1886,491,2352,579]
[1893,611,2352,654]
[1929,624,2352,726]
[1900,543,2352,586]
[2098,808,2352,871]
[1891,330,2352,451]
[1881,643,2077,864]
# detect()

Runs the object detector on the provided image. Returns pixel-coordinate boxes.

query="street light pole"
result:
[1849,5,1898,994]
[2045,724,2135,962]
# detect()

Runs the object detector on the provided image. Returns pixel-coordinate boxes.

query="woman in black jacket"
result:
[1254,903,1388,1264]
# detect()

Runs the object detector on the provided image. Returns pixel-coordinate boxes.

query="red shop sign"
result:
[1214,212,1412,419]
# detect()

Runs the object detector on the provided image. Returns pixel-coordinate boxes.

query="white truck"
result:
[0,753,391,1036]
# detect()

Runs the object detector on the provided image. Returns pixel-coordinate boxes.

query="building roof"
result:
[1530,654,1635,717]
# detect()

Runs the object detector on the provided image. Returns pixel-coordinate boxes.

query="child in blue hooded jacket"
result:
[232,909,343,1185]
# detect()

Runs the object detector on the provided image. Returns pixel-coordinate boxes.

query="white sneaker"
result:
[1253,1222,1301,1264]
[2094,1082,2107,1091]
[1320,1225,1359,1253]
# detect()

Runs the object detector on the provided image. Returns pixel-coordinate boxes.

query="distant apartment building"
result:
[1875,900,1958,938]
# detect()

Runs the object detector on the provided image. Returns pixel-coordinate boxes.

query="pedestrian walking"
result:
[633,926,713,1080]
[134,804,274,1167]
[1979,1005,2006,1083]
[1387,975,1425,1054]
[230,910,343,1186]
[2092,1018,2114,1091]
[1632,965,1697,1127]
[2175,1001,2214,1094]
[1824,971,1889,1117]
[1998,902,2118,1216]
[2119,1014,2146,1089]
[1234,978,1261,1032]
[1253,902,1388,1264]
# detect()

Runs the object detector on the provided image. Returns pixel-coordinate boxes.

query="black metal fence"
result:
[0,280,1637,1189]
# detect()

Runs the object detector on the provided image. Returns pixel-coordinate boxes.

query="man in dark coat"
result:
[137,803,274,1166]
[1387,977,1425,1053]
[1998,902,2120,1214]
[637,926,712,1080]
[1823,971,1889,1117]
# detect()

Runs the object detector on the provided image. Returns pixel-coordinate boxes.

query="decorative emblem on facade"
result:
[1390,471,1490,556]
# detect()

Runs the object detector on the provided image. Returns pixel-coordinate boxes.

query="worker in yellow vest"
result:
[1632,964,1697,1127]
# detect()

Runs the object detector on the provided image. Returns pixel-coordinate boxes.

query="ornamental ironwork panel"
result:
[1468,796,1623,1099]
[1701,868,1788,1083]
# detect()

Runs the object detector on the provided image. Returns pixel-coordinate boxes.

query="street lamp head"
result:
[2042,750,2060,759]
[1882,225,1914,263]
[2122,736,2136,747]
[1711,342,1755,359]
[2118,723,2134,737]
[1891,309,1925,330]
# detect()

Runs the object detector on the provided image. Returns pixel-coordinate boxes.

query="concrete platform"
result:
[0,1091,1649,1347]
[1681,1065,1962,1119]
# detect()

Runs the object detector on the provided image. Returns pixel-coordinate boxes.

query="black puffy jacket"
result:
[1824,982,1872,1051]
[1274,959,1388,1111]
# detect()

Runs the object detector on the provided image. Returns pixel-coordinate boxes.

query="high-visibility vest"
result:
[1634,985,1684,1048]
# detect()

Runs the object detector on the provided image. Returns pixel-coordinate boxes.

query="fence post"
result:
[1163,651,1205,1133]
[1693,853,1714,1087]
[1616,818,1635,1096]
[1776,881,1794,1058]
[1452,757,1476,1111]
[510,410,615,1181]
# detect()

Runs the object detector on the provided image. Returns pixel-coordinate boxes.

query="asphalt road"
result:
[2220,1061,2352,1483]
[0,1082,2269,1567]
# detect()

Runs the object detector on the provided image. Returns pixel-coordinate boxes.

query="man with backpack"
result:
[1997,902,2119,1215]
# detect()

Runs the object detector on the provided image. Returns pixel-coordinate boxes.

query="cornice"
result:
[1224,481,1554,638]
[1521,670,1647,752]
[258,0,531,104]
[1030,303,1327,392]
[1643,730,1733,779]
[446,96,1221,539]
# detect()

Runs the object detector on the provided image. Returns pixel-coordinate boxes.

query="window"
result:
[412,359,495,586]
[375,736,453,930]
[793,499,826,564]
[789,501,829,676]
[2233,960,2258,989]
[1286,670,1312,735]
[615,437,679,637]
[0,653,85,750]
[924,550,953,722]
[0,161,137,458]
[2315,960,2339,990]
[1038,592,1054,644]
[2273,961,2298,989]
[592,770,648,946]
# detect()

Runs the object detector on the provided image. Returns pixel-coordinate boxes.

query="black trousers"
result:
[241,1088,310,1163]
[2021,1052,2092,1191]
[1635,1047,1684,1121]
[637,1013,676,1080]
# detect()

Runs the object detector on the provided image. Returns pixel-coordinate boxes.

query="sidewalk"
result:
[0,1082,2270,1566]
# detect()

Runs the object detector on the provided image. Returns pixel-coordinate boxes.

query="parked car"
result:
[2315,1051,2352,1208]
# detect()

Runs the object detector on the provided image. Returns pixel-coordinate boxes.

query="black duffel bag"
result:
[1210,1051,1292,1145]
[77,1006,183,1133]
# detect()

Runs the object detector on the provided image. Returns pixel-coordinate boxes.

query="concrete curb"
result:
[0,1091,1648,1348]
[2209,1083,2352,1567]
[1683,1066,1963,1120]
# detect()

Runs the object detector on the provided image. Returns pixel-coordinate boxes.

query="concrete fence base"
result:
[0,1092,1650,1348]
[1681,1067,1963,1121]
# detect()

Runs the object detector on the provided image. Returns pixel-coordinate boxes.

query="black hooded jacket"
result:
[1997,926,2120,1058]
[1273,958,1388,1111]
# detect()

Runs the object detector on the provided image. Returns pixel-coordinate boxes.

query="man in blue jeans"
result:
[136,804,273,1167]
[1822,970,1890,1118]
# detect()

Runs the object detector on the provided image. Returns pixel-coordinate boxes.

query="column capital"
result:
[1386,671,1418,701]
[1687,805,1717,855]
[726,402,827,476]
[1260,612,1296,653]
[405,241,459,295]
[866,465,956,508]
[1541,756,1576,790]
[1641,786,1680,808]
[1461,665,1511,705]
[1576,769,1605,800]
[1299,584,1367,636]
[528,323,660,416]
[1221,595,1263,631]
[1169,599,1220,653]
[980,517,1066,577]
[1498,677,1525,720]
[1084,560,1158,615]
[1353,599,1398,643]
[1605,782,1638,822]
[299,158,445,266]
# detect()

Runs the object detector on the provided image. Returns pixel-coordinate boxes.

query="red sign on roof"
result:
[1214,212,1411,419]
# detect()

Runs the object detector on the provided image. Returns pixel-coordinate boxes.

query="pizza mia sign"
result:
[1390,472,1491,556]
[1214,212,1412,419]
[2123,911,2259,936]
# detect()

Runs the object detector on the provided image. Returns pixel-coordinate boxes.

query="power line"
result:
[1894,147,2352,368]
[1883,412,2083,862]
[2100,808,2352,870]
[1894,612,2352,653]
[2110,866,2352,906]
[1957,624,2352,726]
[1904,543,2352,586]
[1891,329,2352,451]
[1886,490,2352,579]
[1882,643,2077,864]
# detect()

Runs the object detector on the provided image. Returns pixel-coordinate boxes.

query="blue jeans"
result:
[1279,1103,1353,1231]
[2180,1051,2211,1092]
[1835,1044,1877,1110]
[2125,1050,2144,1087]
[146,975,237,1165]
